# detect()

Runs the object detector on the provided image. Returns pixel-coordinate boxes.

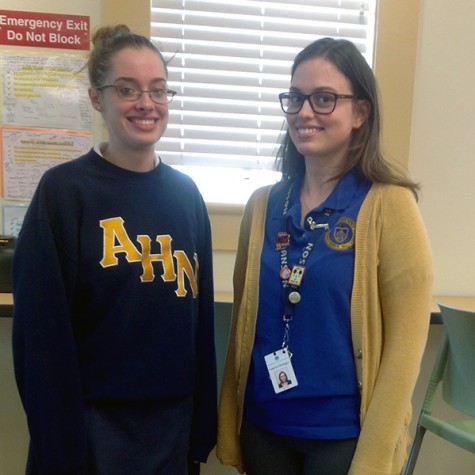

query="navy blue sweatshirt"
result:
[12,149,217,474]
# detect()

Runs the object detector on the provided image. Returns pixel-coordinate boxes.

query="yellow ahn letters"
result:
[99,217,198,297]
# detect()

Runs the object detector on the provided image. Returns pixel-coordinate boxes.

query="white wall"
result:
[410,0,475,296]
[403,2,475,471]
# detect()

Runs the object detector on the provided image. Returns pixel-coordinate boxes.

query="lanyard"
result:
[277,183,332,349]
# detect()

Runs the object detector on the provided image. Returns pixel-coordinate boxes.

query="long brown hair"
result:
[276,37,419,198]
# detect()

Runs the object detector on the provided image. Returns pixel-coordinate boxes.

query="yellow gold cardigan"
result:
[217,183,433,475]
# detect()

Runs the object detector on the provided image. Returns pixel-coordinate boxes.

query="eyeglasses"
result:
[278,91,357,115]
[97,84,177,104]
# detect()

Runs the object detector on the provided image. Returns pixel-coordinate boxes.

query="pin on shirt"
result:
[280,267,291,281]
[288,291,301,304]
[288,265,305,286]
[276,232,290,251]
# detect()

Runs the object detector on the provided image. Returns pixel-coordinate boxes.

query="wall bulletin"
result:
[0,9,92,236]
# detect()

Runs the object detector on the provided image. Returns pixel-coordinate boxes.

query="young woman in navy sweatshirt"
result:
[12,25,217,475]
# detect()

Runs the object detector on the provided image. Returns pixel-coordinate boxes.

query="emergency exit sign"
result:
[0,10,90,50]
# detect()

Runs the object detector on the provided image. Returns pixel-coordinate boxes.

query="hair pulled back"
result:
[87,25,167,88]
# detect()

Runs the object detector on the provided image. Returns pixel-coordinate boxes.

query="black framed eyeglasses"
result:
[97,84,177,104]
[278,91,357,115]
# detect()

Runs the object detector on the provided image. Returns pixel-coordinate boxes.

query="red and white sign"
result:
[0,10,90,50]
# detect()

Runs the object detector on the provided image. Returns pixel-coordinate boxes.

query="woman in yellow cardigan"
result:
[217,38,433,475]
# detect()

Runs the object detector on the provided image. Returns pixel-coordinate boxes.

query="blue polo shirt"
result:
[244,170,371,439]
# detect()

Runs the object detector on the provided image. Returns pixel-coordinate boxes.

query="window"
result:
[151,0,377,204]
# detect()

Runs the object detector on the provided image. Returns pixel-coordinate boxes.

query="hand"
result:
[234,464,245,474]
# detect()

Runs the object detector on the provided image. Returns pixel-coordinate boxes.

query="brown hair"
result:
[87,25,168,88]
[276,37,419,197]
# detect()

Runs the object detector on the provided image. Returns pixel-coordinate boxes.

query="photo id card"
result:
[264,348,298,394]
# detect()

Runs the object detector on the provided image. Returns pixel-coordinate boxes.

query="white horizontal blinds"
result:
[150,0,376,171]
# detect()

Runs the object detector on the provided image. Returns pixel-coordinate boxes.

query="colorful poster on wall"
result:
[0,126,93,201]
[0,50,92,131]
[0,11,93,234]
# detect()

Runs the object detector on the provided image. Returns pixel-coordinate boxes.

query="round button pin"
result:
[288,291,301,304]
[280,267,291,280]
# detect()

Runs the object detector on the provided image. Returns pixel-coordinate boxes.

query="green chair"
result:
[403,303,475,474]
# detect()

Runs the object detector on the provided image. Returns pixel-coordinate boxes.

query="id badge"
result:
[264,348,298,394]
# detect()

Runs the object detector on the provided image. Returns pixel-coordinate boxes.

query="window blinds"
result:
[151,0,376,201]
